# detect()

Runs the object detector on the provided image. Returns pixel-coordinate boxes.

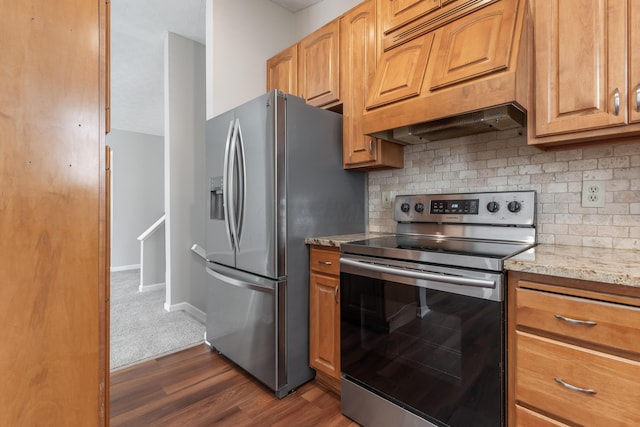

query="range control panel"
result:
[394,191,536,226]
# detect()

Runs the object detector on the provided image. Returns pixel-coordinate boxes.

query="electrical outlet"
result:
[581,180,605,207]
[381,191,393,209]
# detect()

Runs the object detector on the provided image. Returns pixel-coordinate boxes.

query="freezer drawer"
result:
[205,265,286,393]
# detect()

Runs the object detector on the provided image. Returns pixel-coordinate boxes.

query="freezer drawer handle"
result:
[554,377,597,395]
[206,267,275,294]
[554,314,597,326]
[340,257,495,288]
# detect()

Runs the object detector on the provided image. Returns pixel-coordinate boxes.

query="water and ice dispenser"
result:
[210,176,224,220]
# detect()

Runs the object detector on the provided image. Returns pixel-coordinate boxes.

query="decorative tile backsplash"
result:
[368,130,640,250]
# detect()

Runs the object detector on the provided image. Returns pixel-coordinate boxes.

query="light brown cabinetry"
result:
[377,0,495,50]
[298,19,341,108]
[629,0,640,124]
[1,0,109,425]
[529,0,640,146]
[508,272,640,426]
[309,245,341,394]
[266,43,299,96]
[341,0,404,169]
[363,0,528,136]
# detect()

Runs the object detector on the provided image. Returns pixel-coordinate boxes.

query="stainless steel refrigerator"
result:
[204,91,365,398]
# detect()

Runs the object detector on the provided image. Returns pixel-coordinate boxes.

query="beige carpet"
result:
[110,269,205,370]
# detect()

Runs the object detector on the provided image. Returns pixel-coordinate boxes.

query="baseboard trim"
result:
[164,302,206,324]
[139,282,165,293]
[111,264,141,272]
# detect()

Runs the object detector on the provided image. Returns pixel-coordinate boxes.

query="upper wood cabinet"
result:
[378,0,495,50]
[342,0,404,169]
[298,19,341,108]
[529,0,640,146]
[363,0,528,136]
[629,1,640,124]
[429,2,517,90]
[366,32,434,109]
[266,43,299,96]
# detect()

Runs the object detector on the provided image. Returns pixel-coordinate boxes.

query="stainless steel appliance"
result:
[340,191,536,427]
[204,90,365,398]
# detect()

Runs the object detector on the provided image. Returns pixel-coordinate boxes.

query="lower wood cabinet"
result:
[508,272,640,426]
[309,245,341,394]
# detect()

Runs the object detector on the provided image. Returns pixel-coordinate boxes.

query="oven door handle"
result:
[340,258,496,289]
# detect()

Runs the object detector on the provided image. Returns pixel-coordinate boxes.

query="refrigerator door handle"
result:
[222,119,235,250]
[227,118,240,249]
[235,118,247,248]
[206,266,275,294]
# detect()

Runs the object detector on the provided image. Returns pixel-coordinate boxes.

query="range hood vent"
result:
[372,104,525,145]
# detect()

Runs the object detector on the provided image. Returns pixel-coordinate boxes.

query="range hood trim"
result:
[372,104,526,145]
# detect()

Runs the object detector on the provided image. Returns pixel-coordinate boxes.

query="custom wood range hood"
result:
[363,0,529,144]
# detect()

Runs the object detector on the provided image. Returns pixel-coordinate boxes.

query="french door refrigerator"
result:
[205,90,365,398]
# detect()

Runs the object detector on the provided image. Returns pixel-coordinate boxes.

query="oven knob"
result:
[400,202,411,213]
[508,200,522,213]
[414,202,425,213]
[487,201,500,213]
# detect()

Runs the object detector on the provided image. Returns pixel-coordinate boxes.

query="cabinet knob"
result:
[614,88,620,116]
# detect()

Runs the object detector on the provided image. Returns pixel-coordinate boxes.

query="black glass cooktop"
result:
[341,235,534,271]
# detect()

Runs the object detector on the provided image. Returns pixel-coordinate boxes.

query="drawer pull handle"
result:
[318,261,333,265]
[554,377,597,395]
[554,314,597,326]
[334,285,339,304]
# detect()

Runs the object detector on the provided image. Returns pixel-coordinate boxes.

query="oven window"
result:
[341,272,503,427]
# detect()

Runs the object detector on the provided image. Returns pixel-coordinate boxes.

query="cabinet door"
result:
[366,32,434,109]
[309,272,340,379]
[630,1,640,123]
[429,0,518,90]
[533,0,627,136]
[380,0,441,35]
[266,44,298,96]
[341,0,404,170]
[342,1,378,166]
[298,19,340,108]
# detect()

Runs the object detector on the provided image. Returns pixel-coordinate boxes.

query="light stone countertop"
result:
[505,244,640,287]
[305,232,391,248]
[307,234,640,288]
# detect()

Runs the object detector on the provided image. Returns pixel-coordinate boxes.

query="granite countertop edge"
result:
[305,232,391,247]
[505,243,640,288]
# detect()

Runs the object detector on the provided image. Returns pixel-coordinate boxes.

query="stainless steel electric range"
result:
[339,191,536,427]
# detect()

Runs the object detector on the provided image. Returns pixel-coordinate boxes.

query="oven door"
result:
[340,255,504,427]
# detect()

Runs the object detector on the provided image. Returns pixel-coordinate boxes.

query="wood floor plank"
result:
[110,344,359,426]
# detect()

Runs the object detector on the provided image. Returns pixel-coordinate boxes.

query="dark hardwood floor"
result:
[110,344,360,426]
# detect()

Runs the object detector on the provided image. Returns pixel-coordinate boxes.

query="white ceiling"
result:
[110,0,322,136]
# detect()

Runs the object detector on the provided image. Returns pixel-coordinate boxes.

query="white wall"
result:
[164,32,207,314]
[206,0,362,118]
[293,0,361,39]
[207,0,293,117]
[106,129,164,269]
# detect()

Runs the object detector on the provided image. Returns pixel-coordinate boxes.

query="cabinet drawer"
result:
[515,332,640,426]
[516,287,640,355]
[515,405,569,427]
[310,246,340,276]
